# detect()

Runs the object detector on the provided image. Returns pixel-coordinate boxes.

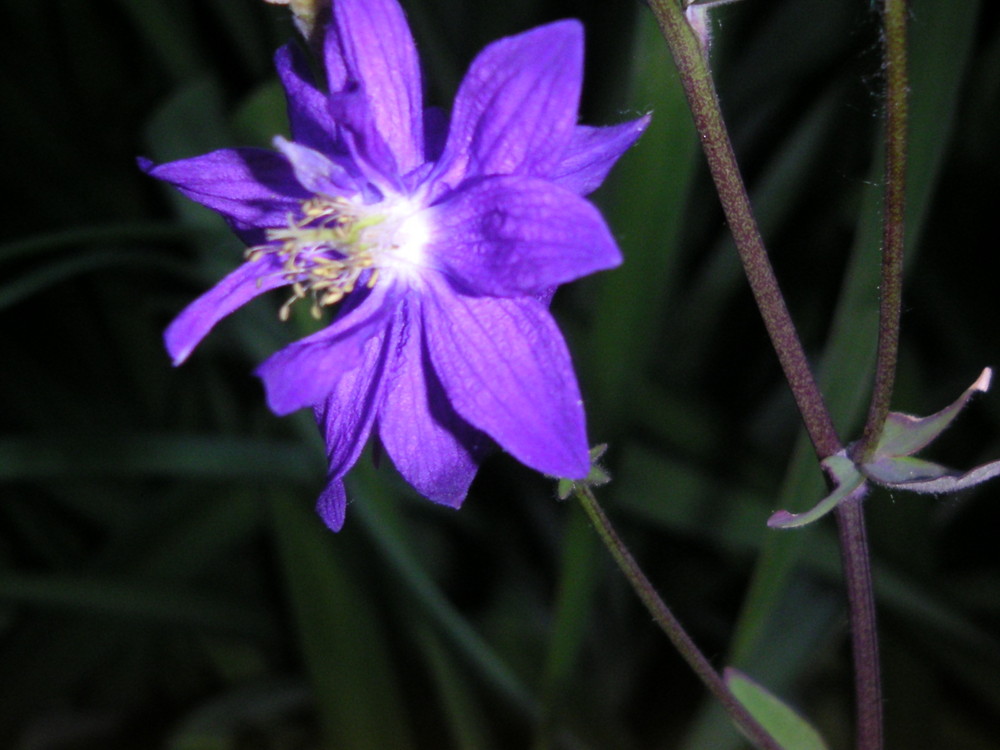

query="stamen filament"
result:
[245,196,387,320]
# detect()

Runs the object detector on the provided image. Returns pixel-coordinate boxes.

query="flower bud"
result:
[263,0,330,42]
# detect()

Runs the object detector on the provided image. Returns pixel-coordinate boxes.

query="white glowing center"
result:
[247,193,432,319]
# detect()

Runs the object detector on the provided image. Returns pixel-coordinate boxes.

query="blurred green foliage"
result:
[1,1,998,748]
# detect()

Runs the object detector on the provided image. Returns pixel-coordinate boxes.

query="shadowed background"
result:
[1,1,998,748]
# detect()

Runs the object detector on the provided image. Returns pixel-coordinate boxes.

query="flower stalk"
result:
[856,0,909,464]
[843,1,911,744]
[835,492,883,750]
[645,0,840,461]
[574,485,784,750]
[644,2,885,748]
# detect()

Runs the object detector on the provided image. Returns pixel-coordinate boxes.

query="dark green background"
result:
[1,1,998,748]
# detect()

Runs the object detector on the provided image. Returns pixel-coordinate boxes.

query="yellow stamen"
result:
[246,196,386,320]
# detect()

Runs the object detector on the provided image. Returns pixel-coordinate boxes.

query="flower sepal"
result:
[556,444,611,500]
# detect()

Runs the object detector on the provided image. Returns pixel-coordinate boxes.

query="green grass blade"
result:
[269,490,416,750]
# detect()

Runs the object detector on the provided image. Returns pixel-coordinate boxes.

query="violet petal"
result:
[328,88,401,190]
[422,285,589,479]
[315,477,348,532]
[275,43,339,154]
[430,175,621,296]
[333,0,424,173]
[311,318,399,526]
[141,149,309,228]
[431,21,583,192]
[378,300,488,507]
[272,136,358,196]
[550,117,651,195]
[165,257,288,365]
[256,284,396,414]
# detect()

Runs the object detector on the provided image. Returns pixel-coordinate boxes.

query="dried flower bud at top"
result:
[264,0,330,42]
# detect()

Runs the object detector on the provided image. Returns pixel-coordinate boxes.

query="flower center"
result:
[247,194,428,320]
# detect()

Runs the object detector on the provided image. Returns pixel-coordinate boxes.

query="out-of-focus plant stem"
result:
[575,486,784,750]
[643,2,884,749]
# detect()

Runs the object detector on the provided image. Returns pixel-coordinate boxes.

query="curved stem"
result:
[643,3,884,749]
[645,0,840,460]
[575,486,784,750]
[857,0,909,462]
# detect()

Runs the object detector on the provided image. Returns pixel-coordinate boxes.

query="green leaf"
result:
[0,435,321,481]
[415,625,495,750]
[863,455,951,484]
[351,465,538,717]
[862,368,1000,493]
[874,368,992,458]
[231,80,289,148]
[269,491,416,750]
[591,8,698,416]
[724,669,829,750]
[767,453,865,529]
[870,457,1000,494]
[724,0,983,691]
[166,680,311,750]
[0,572,271,637]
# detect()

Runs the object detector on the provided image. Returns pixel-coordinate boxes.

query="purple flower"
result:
[142,0,647,530]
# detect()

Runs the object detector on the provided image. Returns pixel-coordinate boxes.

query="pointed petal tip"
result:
[423,294,591,482]
[164,321,195,367]
[540,18,585,43]
[316,479,347,532]
[766,510,798,529]
[165,345,190,368]
[256,358,313,416]
[508,429,590,481]
[975,367,992,392]
[427,492,468,511]
[377,320,487,509]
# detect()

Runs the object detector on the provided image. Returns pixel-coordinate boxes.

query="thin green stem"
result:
[645,0,840,460]
[575,486,784,750]
[857,0,909,462]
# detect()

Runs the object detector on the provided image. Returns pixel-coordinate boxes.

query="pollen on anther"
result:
[248,195,388,320]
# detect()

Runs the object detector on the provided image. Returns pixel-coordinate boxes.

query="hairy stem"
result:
[645,0,840,460]
[643,3,884,749]
[857,0,909,462]
[575,486,784,750]
[835,492,883,750]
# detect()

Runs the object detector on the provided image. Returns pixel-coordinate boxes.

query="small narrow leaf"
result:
[861,368,1000,496]
[862,455,952,484]
[768,453,865,529]
[876,457,1000,494]
[875,368,991,458]
[724,669,829,750]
